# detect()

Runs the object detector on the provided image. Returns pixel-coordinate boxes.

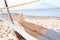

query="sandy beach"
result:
[0,15,60,40]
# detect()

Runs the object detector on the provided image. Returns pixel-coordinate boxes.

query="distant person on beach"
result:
[13,14,60,40]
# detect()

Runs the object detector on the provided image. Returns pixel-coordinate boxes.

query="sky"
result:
[41,0,60,6]
[0,0,60,17]
[0,0,60,9]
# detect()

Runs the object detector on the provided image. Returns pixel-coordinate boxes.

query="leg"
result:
[23,27,42,39]
[13,14,47,39]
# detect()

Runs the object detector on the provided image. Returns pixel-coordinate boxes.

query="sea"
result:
[0,8,60,17]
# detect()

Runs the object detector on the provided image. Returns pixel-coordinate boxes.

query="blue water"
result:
[0,8,60,17]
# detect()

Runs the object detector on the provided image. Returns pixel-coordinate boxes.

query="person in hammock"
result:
[13,14,60,40]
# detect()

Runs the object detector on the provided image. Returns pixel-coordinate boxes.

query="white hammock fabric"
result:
[0,16,37,40]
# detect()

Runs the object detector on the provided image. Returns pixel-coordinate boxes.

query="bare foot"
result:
[18,14,25,24]
[0,14,3,17]
[13,14,25,24]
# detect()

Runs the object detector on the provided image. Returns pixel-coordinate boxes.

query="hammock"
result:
[0,0,39,40]
[0,15,37,40]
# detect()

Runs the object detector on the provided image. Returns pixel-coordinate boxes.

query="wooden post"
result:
[4,0,26,40]
[4,0,13,22]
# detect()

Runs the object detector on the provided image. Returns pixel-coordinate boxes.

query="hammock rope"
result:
[0,0,39,10]
[0,16,37,40]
